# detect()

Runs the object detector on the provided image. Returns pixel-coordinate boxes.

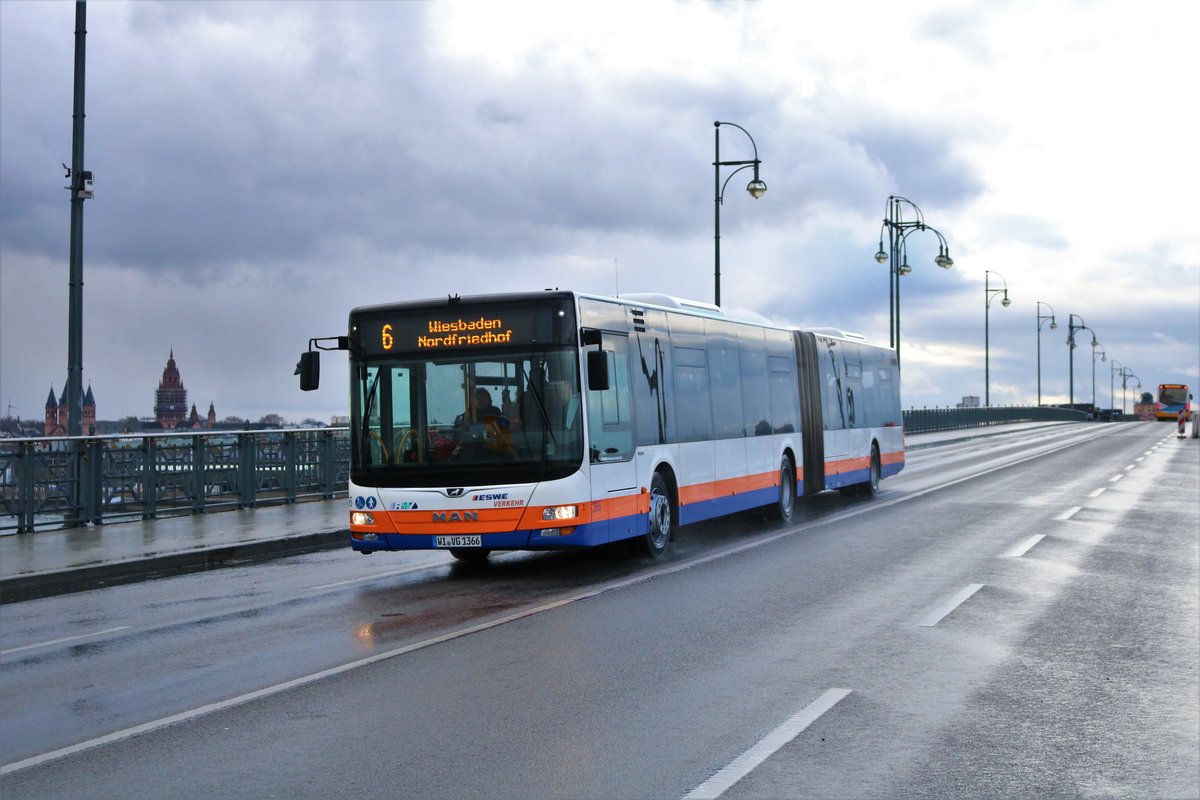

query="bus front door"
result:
[586,335,639,543]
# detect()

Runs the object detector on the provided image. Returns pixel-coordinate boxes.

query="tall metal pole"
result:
[713,124,721,308]
[888,198,897,349]
[1110,360,1120,414]
[712,121,766,309]
[985,278,990,405]
[875,196,952,371]
[66,0,87,438]
[1036,302,1056,407]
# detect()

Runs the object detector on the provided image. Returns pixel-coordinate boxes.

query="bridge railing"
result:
[0,428,350,534]
[902,405,1090,433]
[2,409,1098,534]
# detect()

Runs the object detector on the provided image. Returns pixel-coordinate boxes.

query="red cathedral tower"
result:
[154,349,188,429]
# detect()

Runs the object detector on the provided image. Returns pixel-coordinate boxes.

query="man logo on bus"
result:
[446,488,465,497]
[433,511,479,522]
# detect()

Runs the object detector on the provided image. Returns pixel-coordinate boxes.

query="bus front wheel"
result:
[449,548,492,564]
[638,472,674,558]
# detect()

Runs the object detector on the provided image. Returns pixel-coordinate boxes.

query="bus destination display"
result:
[356,302,574,355]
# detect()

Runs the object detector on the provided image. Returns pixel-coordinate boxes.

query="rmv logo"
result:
[432,511,479,522]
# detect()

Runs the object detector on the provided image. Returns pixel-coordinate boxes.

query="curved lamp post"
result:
[1090,342,1106,409]
[713,121,767,308]
[1036,301,1057,406]
[1109,359,1123,415]
[873,196,953,368]
[1066,313,1097,407]
[985,270,1012,406]
[1118,367,1140,415]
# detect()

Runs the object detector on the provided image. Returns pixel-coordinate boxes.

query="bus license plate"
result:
[435,535,482,548]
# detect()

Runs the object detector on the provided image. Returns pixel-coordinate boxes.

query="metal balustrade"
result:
[2,407,1109,534]
[902,405,1093,433]
[0,428,349,534]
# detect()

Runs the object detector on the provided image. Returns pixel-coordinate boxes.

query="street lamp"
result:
[1110,359,1122,415]
[1090,341,1106,410]
[713,121,767,308]
[1036,301,1057,406]
[985,270,1012,406]
[873,196,953,368]
[1066,314,1097,408]
[1118,367,1139,415]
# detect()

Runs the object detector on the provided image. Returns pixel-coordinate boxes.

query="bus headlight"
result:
[542,505,579,521]
[351,511,375,526]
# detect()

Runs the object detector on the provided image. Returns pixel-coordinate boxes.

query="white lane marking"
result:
[1088,488,1107,498]
[0,626,132,657]
[1056,506,1083,521]
[1124,464,1135,471]
[682,688,852,800]
[918,584,985,627]
[1110,474,1125,482]
[1006,534,1046,558]
[310,562,447,590]
[1135,457,1145,462]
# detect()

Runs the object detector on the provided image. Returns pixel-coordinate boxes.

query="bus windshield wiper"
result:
[360,369,382,464]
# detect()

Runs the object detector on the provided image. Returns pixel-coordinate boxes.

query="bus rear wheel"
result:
[637,472,674,558]
[860,444,881,497]
[772,458,796,522]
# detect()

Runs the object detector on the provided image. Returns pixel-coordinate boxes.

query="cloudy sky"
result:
[2,0,1197,425]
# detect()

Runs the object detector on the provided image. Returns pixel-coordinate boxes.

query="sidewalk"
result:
[0,420,1089,603]
[0,501,348,603]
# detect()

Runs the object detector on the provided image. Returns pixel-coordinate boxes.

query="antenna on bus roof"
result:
[448,294,460,305]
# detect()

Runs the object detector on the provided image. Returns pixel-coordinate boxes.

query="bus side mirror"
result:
[586,349,610,391]
[297,351,320,391]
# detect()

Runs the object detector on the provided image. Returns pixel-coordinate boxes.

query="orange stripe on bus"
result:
[678,470,777,507]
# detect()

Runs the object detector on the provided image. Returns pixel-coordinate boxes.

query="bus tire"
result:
[772,457,796,523]
[860,444,881,497]
[449,548,491,564]
[638,472,674,558]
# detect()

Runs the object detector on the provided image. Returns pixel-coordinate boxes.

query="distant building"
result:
[957,395,981,409]
[154,349,190,428]
[44,383,97,436]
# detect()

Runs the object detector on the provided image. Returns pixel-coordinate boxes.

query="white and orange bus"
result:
[1156,383,1191,422]
[298,290,904,560]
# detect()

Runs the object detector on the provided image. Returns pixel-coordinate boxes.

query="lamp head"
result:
[875,245,888,264]
[899,261,912,277]
[1001,296,1011,307]
[935,251,953,269]
[746,179,767,199]
[1050,319,1057,331]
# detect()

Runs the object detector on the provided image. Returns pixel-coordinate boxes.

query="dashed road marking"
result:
[683,688,852,799]
[1006,535,1046,558]
[918,584,985,627]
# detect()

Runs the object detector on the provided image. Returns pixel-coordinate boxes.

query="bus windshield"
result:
[1159,385,1188,405]
[351,347,584,488]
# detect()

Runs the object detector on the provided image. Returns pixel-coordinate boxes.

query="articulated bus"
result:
[298,290,903,560]
[1156,383,1191,421]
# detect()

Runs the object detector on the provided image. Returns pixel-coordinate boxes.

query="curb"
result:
[0,528,348,605]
